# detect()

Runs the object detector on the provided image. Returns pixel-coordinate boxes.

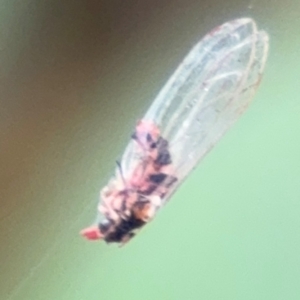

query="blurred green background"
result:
[1,1,299,300]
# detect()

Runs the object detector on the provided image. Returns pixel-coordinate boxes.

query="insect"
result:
[80,18,269,245]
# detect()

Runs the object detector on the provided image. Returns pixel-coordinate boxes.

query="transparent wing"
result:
[121,18,269,200]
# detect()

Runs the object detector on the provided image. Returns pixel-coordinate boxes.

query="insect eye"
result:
[99,219,112,233]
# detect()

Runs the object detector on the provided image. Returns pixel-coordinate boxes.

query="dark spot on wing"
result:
[139,184,157,195]
[154,137,172,165]
[157,137,169,148]
[155,151,172,165]
[150,142,157,149]
[146,133,153,143]
[149,173,167,184]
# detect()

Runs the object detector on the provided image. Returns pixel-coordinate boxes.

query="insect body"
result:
[81,121,177,243]
[80,18,269,245]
